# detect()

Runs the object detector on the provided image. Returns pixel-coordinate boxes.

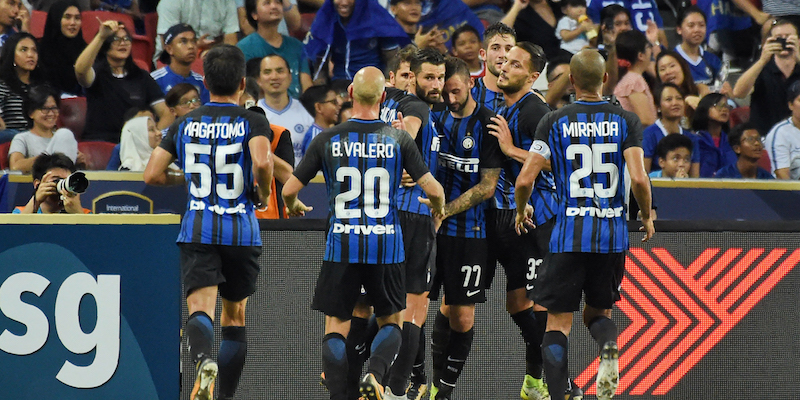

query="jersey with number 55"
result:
[531,100,643,254]
[161,103,273,246]
[294,119,430,264]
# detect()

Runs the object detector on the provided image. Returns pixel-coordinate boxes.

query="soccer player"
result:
[425,56,504,400]
[282,66,445,400]
[382,48,445,400]
[486,41,573,400]
[144,44,275,400]
[515,49,655,400]
[471,22,515,112]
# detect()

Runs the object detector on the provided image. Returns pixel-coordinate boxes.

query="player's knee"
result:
[449,306,475,332]
[505,288,533,314]
[352,302,372,319]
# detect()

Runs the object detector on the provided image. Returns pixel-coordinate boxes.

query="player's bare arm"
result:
[144,147,183,186]
[272,156,294,184]
[624,146,655,242]
[249,135,275,206]
[281,175,313,217]
[514,151,546,235]
[415,172,445,217]
[443,167,500,219]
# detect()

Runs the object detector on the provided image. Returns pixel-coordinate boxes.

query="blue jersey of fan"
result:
[489,92,557,226]
[160,103,271,246]
[532,100,644,253]
[294,119,431,264]
[435,105,504,238]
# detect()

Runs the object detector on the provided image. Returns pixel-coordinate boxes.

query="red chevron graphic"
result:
[576,247,800,395]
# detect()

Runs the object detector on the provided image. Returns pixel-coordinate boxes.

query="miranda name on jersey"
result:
[331,141,395,159]
[562,121,620,138]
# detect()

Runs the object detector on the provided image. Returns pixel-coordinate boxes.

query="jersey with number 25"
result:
[294,119,430,264]
[531,101,643,253]
[161,103,272,246]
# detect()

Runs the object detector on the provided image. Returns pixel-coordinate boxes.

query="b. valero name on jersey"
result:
[184,121,248,139]
[331,141,395,159]
[332,223,397,235]
[562,121,620,138]
[438,152,479,173]
[189,200,248,215]
[566,205,624,218]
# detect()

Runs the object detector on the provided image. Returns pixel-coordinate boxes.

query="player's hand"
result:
[400,170,416,187]
[514,206,535,235]
[285,198,313,217]
[392,111,407,132]
[487,115,514,155]
[639,215,655,242]
[419,197,446,220]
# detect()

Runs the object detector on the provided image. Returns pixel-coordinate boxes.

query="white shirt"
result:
[556,16,589,55]
[155,0,240,63]
[764,117,800,179]
[257,97,314,167]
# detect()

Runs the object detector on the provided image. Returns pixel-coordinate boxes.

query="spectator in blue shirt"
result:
[643,83,701,176]
[150,24,210,104]
[299,84,342,157]
[715,122,775,179]
[587,0,668,47]
[692,92,738,177]
[673,7,726,89]
[238,0,311,99]
[649,132,693,178]
[305,0,410,81]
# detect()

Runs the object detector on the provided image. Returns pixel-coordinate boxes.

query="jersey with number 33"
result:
[294,119,430,264]
[161,103,272,246]
[531,100,643,253]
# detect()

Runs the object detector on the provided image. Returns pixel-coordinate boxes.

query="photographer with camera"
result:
[14,152,89,214]
[732,19,800,136]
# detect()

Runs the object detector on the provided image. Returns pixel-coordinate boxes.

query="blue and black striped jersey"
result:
[380,87,437,215]
[489,92,556,227]
[294,119,430,264]
[160,103,272,246]
[471,77,505,112]
[435,105,504,238]
[532,100,644,253]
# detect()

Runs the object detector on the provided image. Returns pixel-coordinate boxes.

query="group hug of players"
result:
[280,20,655,400]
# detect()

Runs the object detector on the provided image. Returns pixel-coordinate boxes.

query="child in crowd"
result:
[716,123,774,179]
[556,0,597,56]
[651,133,693,178]
[450,24,484,78]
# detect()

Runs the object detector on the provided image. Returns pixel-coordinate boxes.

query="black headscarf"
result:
[39,0,86,95]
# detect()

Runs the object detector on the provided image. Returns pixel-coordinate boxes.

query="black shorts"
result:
[531,252,626,313]
[485,209,551,292]
[312,261,405,320]
[179,243,262,302]
[399,211,436,294]
[429,235,488,305]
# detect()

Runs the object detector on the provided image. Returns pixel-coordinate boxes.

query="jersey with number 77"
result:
[294,119,430,264]
[531,100,643,254]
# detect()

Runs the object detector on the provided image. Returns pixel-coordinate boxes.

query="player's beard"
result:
[447,96,468,113]
[416,85,441,105]
[497,74,525,93]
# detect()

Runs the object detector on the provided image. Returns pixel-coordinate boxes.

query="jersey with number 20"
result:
[531,101,643,253]
[161,103,272,246]
[294,119,430,264]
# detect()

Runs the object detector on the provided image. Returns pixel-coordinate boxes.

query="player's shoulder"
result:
[474,104,497,123]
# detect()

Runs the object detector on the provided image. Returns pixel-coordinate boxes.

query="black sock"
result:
[541,331,569,400]
[439,327,474,396]
[588,316,618,349]
[367,324,402,383]
[510,307,544,379]
[217,326,246,400]
[532,311,549,378]
[387,322,421,393]
[322,333,349,400]
[411,323,427,384]
[346,317,369,400]
[185,311,214,365]
[430,311,450,386]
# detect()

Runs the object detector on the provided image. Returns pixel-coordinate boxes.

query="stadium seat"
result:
[143,12,158,43]
[57,97,87,142]
[730,106,750,127]
[132,36,154,67]
[292,12,316,40]
[191,54,204,75]
[0,141,10,170]
[759,149,772,174]
[78,141,117,170]
[30,10,47,39]
[134,57,151,72]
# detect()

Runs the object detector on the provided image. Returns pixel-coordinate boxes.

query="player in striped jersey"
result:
[486,41,577,400]
[424,57,504,400]
[282,67,445,400]
[515,49,655,400]
[144,45,274,400]
[382,48,445,400]
[471,22,516,112]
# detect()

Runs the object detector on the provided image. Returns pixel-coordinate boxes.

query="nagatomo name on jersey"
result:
[532,100,643,254]
[294,119,431,264]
